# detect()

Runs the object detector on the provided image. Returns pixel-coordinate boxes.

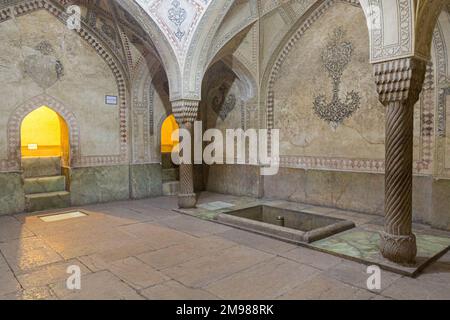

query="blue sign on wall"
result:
[105,95,118,105]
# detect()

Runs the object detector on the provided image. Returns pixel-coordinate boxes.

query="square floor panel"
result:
[39,211,88,223]
[198,201,235,211]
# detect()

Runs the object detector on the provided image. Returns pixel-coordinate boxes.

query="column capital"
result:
[373,57,427,105]
[171,99,200,124]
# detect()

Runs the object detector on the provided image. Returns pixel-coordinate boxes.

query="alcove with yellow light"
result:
[161,114,179,154]
[21,106,70,163]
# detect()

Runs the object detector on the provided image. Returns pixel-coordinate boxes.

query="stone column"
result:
[172,99,199,209]
[374,57,427,264]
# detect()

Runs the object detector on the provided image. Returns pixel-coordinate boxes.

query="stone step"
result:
[162,168,179,182]
[25,191,71,212]
[162,181,179,196]
[22,157,61,178]
[24,176,66,195]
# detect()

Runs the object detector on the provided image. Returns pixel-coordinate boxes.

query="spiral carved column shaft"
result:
[172,100,199,209]
[374,57,427,264]
[381,100,417,263]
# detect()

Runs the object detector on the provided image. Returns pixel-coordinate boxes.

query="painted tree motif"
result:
[313,27,361,129]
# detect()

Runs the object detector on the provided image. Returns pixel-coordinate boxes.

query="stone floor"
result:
[0,192,449,300]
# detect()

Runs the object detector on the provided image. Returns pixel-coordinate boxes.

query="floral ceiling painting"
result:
[135,0,211,60]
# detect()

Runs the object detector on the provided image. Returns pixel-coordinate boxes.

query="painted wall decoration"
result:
[210,84,237,121]
[135,0,211,59]
[204,62,245,132]
[0,9,124,171]
[269,2,386,170]
[265,1,436,174]
[313,27,361,129]
[24,41,64,89]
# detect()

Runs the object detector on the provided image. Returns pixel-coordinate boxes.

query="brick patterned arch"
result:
[7,94,81,170]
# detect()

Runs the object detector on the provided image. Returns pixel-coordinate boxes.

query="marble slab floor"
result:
[0,192,449,300]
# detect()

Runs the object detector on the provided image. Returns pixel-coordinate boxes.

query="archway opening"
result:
[160,115,180,195]
[20,105,71,212]
[21,106,69,164]
[161,114,179,154]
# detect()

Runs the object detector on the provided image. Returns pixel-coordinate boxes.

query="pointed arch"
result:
[220,55,257,102]
[262,0,337,131]
[181,0,236,100]
[160,114,179,154]
[0,1,130,167]
[118,0,181,99]
[7,95,81,170]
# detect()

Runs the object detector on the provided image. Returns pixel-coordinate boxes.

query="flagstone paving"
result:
[0,192,449,300]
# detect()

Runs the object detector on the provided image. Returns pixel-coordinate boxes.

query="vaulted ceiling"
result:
[135,0,213,63]
[1,0,442,102]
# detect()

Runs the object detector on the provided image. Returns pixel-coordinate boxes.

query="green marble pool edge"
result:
[174,198,450,277]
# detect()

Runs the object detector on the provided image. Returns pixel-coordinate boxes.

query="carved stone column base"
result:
[178,193,197,209]
[380,232,417,264]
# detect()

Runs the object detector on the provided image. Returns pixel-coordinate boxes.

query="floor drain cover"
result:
[39,211,88,222]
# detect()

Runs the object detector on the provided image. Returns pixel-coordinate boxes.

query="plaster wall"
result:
[205,2,450,230]
[0,8,165,214]
[205,164,261,198]
[263,168,435,225]
[0,10,120,163]
[272,3,383,160]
